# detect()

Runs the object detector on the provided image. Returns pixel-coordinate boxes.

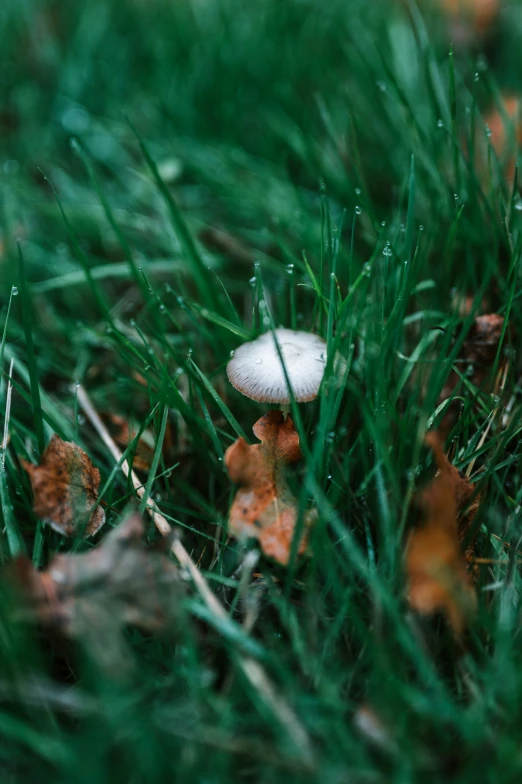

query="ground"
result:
[1,1,522,782]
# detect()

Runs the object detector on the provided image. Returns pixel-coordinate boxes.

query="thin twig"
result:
[2,359,14,458]
[76,385,313,765]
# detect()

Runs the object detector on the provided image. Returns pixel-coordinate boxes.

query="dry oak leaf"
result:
[21,435,105,537]
[225,411,312,565]
[8,512,182,647]
[405,433,478,636]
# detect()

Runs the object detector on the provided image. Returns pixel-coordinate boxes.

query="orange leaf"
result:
[21,435,105,537]
[224,411,312,565]
[406,433,477,636]
[442,0,498,33]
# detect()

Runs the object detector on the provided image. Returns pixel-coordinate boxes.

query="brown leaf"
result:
[439,313,504,437]
[405,433,477,636]
[225,411,312,565]
[21,435,105,537]
[441,0,498,39]
[103,413,155,473]
[482,95,522,184]
[8,513,182,667]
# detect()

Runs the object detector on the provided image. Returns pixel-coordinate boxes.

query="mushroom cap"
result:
[227,328,338,404]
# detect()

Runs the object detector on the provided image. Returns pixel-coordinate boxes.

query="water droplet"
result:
[363,263,371,276]
[330,272,335,279]
[249,276,256,286]
[474,72,480,83]
[159,304,166,313]
[138,266,143,272]
[355,188,362,195]
[286,263,294,272]
[377,81,387,92]
[11,286,18,296]
[419,225,424,231]
[255,358,263,365]
[355,205,362,215]
[381,221,386,227]
[454,193,460,201]
[263,315,270,326]
[515,199,522,212]
[4,159,19,175]
[201,308,209,317]
[254,260,260,268]
[75,380,80,388]
[229,350,235,357]
[382,247,392,257]
[437,119,444,128]
[177,296,185,307]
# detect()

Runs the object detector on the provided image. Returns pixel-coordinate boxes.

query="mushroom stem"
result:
[280,403,291,420]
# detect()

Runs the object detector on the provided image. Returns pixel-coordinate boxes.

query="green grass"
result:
[2,0,522,780]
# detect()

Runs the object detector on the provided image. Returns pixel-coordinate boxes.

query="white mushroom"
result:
[227,328,342,404]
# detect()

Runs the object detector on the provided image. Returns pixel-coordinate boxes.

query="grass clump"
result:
[1,0,522,781]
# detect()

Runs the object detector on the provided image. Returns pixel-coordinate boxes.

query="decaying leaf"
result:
[8,513,182,669]
[438,313,504,437]
[441,0,499,39]
[482,95,522,185]
[406,432,478,635]
[103,413,155,473]
[225,411,313,565]
[21,435,105,537]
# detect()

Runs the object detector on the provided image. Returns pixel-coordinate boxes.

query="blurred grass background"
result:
[2,0,522,781]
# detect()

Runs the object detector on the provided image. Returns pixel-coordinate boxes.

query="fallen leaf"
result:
[103,413,155,473]
[406,432,478,635]
[8,512,182,671]
[21,435,105,537]
[442,0,498,38]
[481,95,522,185]
[225,411,312,565]
[438,313,504,437]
